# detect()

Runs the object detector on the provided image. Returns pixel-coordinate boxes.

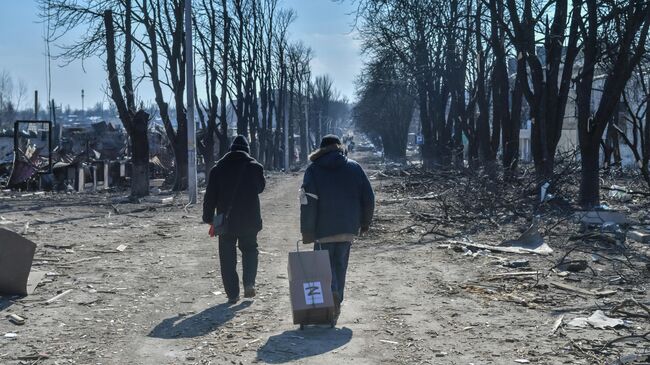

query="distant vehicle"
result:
[355,142,375,152]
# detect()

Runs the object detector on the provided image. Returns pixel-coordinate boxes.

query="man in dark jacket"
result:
[300,134,375,318]
[203,135,265,304]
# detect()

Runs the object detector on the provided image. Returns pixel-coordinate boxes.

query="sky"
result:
[0,0,363,111]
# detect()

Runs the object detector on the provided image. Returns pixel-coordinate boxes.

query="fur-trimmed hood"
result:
[309,144,345,162]
[308,144,347,169]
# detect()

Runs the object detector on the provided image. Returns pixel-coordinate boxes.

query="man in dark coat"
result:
[203,135,265,304]
[300,134,375,319]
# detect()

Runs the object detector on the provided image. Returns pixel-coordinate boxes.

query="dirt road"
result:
[1,161,648,364]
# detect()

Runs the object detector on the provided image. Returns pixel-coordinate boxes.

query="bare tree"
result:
[41,0,151,197]
[194,0,229,172]
[620,62,650,188]
[576,0,650,206]
[131,0,189,190]
[104,5,150,197]
[506,0,581,181]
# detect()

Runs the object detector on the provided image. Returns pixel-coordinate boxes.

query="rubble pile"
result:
[363,156,650,364]
[1,122,180,193]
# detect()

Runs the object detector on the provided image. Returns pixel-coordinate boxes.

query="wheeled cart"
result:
[297,306,336,330]
[288,242,336,329]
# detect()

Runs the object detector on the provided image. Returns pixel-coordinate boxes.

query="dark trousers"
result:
[218,233,258,299]
[315,242,351,303]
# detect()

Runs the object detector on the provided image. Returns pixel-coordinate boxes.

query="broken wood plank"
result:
[45,289,73,304]
[54,256,101,266]
[549,281,617,297]
[490,271,542,278]
[32,257,60,262]
[77,248,119,254]
[380,190,450,204]
[447,240,552,255]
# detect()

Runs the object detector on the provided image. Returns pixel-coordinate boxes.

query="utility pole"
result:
[51,99,58,146]
[284,104,289,171]
[304,102,309,153]
[318,110,322,144]
[81,89,85,120]
[185,0,198,204]
[34,90,39,120]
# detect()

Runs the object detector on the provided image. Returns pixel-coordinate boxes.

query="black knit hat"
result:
[230,135,250,153]
[319,134,342,148]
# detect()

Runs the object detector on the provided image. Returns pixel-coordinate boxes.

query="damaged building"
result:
[1,120,178,193]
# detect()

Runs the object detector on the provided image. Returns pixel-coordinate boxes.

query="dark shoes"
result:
[244,286,256,298]
[227,285,255,304]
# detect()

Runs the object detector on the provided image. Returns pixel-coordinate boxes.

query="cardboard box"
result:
[288,250,335,325]
[0,228,37,295]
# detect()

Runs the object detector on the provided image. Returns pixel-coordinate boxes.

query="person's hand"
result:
[209,224,216,237]
[302,232,315,244]
[360,226,370,235]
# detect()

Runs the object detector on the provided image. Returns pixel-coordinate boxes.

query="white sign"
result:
[303,281,324,305]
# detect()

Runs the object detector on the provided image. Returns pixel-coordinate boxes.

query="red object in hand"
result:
[209,224,216,237]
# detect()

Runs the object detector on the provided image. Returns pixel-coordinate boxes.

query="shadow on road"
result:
[256,327,353,363]
[148,301,252,339]
[0,296,15,311]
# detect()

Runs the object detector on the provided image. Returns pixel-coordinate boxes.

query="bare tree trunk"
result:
[104,8,149,198]
[131,110,151,196]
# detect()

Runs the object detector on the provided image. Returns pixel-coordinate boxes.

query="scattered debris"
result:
[6,314,25,325]
[559,260,588,273]
[567,310,631,329]
[489,271,541,279]
[16,353,50,361]
[611,298,650,318]
[55,256,101,266]
[500,218,553,254]
[0,228,37,295]
[608,185,632,202]
[449,240,553,255]
[45,289,74,305]
[503,259,530,268]
[549,314,564,335]
[145,196,174,204]
[627,230,650,244]
[540,182,551,202]
[575,210,630,226]
[550,281,617,297]
[379,340,398,345]
[607,353,650,365]
[25,270,46,295]
[44,243,75,250]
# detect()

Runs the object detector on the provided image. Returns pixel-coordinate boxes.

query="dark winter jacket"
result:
[300,145,375,241]
[202,151,266,235]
